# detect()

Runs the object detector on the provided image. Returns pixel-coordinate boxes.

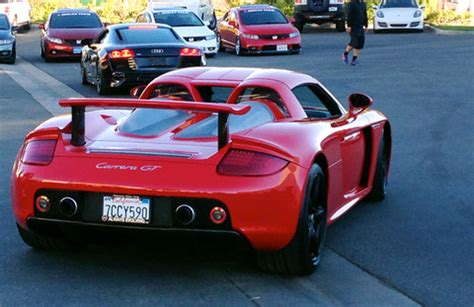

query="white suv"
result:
[0,0,31,30]
[147,0,217,29]
[137,7,218,57]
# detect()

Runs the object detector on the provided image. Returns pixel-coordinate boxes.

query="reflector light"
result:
[109,49,135,59]
[35,195,51,213]
[180,48,201,56]
[21,139,57,165]
[217,149,289,176]
[210,207,227,224]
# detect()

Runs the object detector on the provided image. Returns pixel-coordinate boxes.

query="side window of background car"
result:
[149,84,194,101]
[292,85,342,119]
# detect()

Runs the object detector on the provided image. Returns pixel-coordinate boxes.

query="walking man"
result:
[342,0,368,66]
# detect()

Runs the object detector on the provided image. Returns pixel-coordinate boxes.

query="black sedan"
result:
[80,23,206,95]
[0,13,16,64]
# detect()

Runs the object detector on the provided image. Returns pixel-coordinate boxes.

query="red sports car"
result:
[217,5,301,55]
[39,8,104,62]
[11,67,391,275]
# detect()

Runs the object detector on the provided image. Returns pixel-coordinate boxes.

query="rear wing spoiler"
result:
[59,98,251,150]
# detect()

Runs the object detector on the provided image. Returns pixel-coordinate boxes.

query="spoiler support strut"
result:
[60,98,251,150]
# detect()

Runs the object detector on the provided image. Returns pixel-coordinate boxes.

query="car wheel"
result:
[24,20,32,30]
[96,70,110,95]
[235,36,242,56]
[257,164,327,275]
[81,66,89,85]
[17,224,67,250]
[295,20,305,33]
[366,134,389,201]
[6,45,16,64]
[217,33,224,52]
[336,20,346,32]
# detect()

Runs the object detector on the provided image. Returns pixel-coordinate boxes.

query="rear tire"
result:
[217,33,224,52]
[336,20,346,32]
[366,135,389,201]
[257,164,327,275]
[17,224,67,250]
[96,70,110,95]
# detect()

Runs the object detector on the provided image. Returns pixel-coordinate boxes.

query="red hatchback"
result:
[40,8,104,62]
[218,5,301,55]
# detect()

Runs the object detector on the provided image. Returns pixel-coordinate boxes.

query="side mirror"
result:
[130,85,146,98]
[348,93,372,116]
[39,24,45,30]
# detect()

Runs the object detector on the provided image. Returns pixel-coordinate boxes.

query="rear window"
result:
[176,102,274,138]
[49,12,102,29]
[153,11,204,27]
[240,9,288,25]
[196,86,234,103]
[117,26,181,44]
[0,15,9,30]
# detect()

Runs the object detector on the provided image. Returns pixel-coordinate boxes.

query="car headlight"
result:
[289,31,299,38]
[413,10,422,17]
[205,33,216,40]
[0,39,13,45]
[376,11,384,18]
[47,36,64,44]
[242,33,259,40]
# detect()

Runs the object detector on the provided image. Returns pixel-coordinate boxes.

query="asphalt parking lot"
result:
[1,26,473,306]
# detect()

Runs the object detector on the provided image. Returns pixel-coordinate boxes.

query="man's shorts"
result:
[349,30,365,49]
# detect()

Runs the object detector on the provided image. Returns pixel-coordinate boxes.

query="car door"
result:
[84,29,108,81]
[292,84,368,196]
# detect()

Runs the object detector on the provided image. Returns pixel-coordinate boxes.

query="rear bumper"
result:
[294,5,345,22]
[12,155,308,251]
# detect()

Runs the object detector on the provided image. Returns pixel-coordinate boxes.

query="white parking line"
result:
[0,56,83,116]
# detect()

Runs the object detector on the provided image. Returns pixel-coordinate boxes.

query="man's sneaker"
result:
[342,53,348,64]
[350,59,360,66]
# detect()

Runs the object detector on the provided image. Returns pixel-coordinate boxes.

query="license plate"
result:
[73,47,83,54]
[329,7,338,11]
[102,195,150,224]
[277,44,288,52]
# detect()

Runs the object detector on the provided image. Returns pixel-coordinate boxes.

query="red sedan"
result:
[217,5,301,55]
[11,67,391,275]
[39,8,104,62]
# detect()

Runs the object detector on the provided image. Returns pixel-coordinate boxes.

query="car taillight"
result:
[180,48,201,56]
[21,139,57,165]
[217,149,289,176]
[109,49,135,59]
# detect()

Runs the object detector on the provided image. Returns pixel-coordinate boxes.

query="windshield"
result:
[0,15,9,30]
[380,0,418,8]
[49,12,102,29]
[117,26,181,44]
[153,11,204,27]
[240,9,288,25]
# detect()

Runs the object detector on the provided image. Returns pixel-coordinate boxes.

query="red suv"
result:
[217,5,301,56]
[40,8,104,62]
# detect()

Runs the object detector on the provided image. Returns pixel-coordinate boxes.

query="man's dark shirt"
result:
[347,0,368,31]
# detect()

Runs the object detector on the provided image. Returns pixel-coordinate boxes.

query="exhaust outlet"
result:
[175,204,195,225]
[59,197,78,217]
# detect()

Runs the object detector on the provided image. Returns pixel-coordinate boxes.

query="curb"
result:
[427,24,474,35]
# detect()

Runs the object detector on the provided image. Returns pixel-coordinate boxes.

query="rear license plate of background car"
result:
[329,7,338,11]
[277,45,288,52]
[102,195,150,224]
[73,47,82,54]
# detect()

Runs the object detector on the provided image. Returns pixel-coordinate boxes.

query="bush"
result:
[29,0,147,23]
[425,10,472,25]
